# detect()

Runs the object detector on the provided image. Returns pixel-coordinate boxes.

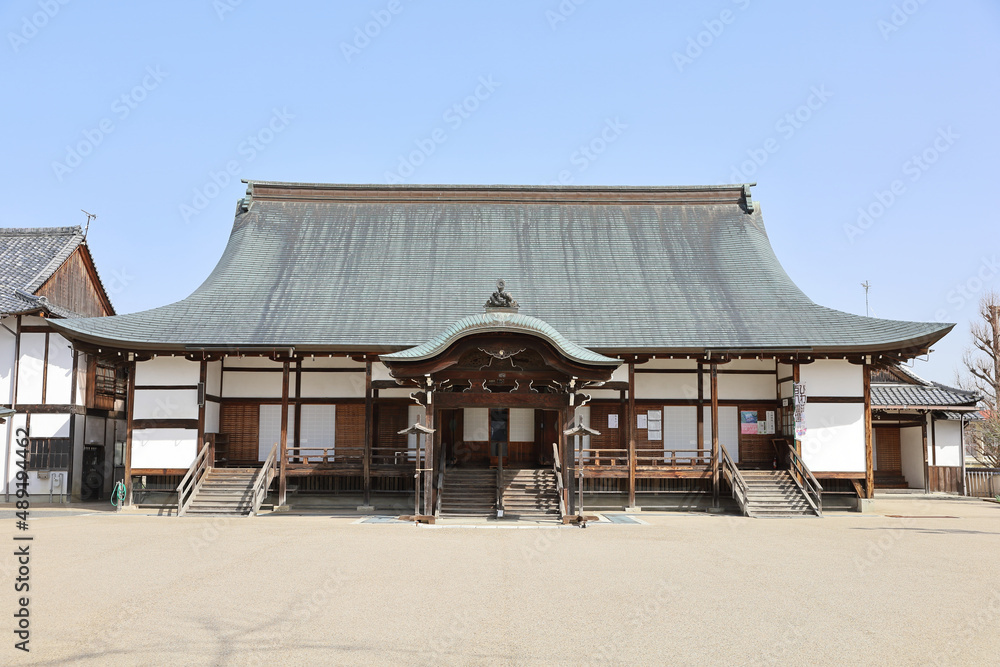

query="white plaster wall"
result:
[900,426,925,489]
[799,360,862,397]
[16,332,46,404]
[300,357,364,369]
[639,359,698,370]
[610,365,628,382]
[223,357,282,369]
[704,406,739,463]
[510,408,534,441]
[934,420,962,467]
[587,390,620,400]
[372,362,392,381]
[378,388,412,399]
[30,413,71,438]
[663,405,700,454]
[206,360,222,396]
[0,420,9,494]
[635,373,698,400]
[74,351,87,406]
[300,372,365,398]
[222,372,283,398]
[717,374,775,401]
[0,320,15,404]
[777,362,792,377]
[205,401,220,434]
[45,333,73,405]
[800,403,865,472]
[258,405,294,460]
[723,359,776,371]
[132,389,199,420]
[779,380,793,400]
[131,428,197,469]
[464,408,489,442]
[135,357,199,386]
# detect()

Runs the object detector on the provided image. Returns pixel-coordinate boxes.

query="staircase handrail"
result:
[784,442,823,516]
[552,442,566,518]
[720,447,750,516]
[177,441,212,517]
[250,443,278,516]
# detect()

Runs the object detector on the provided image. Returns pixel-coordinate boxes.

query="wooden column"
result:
[293,361,302,450]
[124,359,136,505]
[863,362,874,499]
[423,400,434,516]
[561,405,573,515]
[696,362,704,454]
[197,359,207,461]
[921,411,930,494]
[363,361,373,506]
[627,359,636,509]
[711,363,719,506]
[278,361,289,507]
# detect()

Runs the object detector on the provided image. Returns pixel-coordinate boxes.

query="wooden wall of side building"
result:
[35,246,114,317]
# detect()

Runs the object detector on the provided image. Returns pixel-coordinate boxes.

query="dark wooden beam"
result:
[124,359,135,505]
[711,363,719,507]
[363,361,372,506]
[627,360,636,509]
[278,362,289,506]
[133,419,199,430]
[863,363,874,499]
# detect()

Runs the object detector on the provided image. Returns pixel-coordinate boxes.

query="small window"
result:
[27,438,71,470]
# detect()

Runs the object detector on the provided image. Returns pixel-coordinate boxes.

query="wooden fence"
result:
[965,468,1000,498]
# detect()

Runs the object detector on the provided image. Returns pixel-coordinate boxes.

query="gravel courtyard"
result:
[2,497,998,666]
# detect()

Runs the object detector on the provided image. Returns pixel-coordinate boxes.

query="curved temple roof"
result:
[380,311,622,366]
[51,182,953,356]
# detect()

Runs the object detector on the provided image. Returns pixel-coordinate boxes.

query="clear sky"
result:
[2,1,998,383]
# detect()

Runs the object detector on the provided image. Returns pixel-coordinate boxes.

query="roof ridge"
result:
[0,225,83,237]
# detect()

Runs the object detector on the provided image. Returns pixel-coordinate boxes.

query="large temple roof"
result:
[51,181,952,356]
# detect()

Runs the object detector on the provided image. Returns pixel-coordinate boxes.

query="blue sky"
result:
[2,1,998,382]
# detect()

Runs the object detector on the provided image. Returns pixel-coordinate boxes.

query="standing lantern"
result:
[564,423,600,521]
[398,422,435,523]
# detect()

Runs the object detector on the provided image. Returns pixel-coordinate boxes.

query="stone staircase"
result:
[439,469,496,519]
[741,470,819,518]
[183,468,258,516]
[500,468,560,521]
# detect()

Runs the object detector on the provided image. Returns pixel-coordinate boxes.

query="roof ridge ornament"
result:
[484,279,518,313]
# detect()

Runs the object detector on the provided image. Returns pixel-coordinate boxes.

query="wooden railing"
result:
[251,444,278,516]
[286,446,361,465]
[176,442,211,517]
[720,447,750,516]
[637,449,712,467]
[552,442,566,518]
[784,441,822,516]
[965,468,1000,498]
[496,451,504,517]
[576,448,628,467]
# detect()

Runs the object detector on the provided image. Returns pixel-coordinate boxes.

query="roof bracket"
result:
[741,184,755,213]
[239,182,254,212]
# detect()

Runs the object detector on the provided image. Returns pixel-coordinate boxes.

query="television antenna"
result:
[81,209,96,241]
[861,281,871,317]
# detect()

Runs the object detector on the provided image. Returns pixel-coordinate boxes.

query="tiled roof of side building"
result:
[51,182,953,354]
[0,226,85,316]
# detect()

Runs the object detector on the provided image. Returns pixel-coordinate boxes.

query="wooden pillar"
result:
[278,361,289,507]
[696,362,704,456]
[711,363,719,506]
[124,359,136,505]
[863,362,874,499]
[561,405,573,515]
[363,361,373,506]
[423,401,434,516]
[921,411,930,494]
[197,359,207,461]
[627,359,636,509]
[293,361,302,450]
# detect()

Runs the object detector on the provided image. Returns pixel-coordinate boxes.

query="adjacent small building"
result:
[1,226,121,502]
[49,182,959,517]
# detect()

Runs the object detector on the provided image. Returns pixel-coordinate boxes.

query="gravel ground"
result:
[2,497,998,666]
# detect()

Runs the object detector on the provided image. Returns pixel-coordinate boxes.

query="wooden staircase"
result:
[741,470,820,518]
[439,469,496,518]
[184,468,258,516]
[500,468,560,520]
[875,472,910,489]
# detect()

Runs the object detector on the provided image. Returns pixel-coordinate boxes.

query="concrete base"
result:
[273,505,290,512]
[857,498,875,513]
[707,506,727,514]
[624,506,642,513]
[356,505,375,512]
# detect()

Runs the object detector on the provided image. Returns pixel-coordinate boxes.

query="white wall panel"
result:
[372,362,392,381]
[300,405,336,458]
[135,357,199,386]
[132,389,199,420]
[635,373,699,400]
[30,413,71,438]
[510,408,534,441]
[223,372,283,398]
[131,428,197,469]
[205,401,220,434]
[640,359,698,370]
[45,333,73,404]
[663,406,699,453]
[223,357,282,369]
[300,372,365,398]
[900,426,925,489]
[799,360,862,397]
[16,332,45,404]
[934,420,962,467]
[703,406,739,463]
[610,365,629,382]
[258,405,294,460]
[723,359,776,371]
[300,357,364,369]
[800,404,865,472]
[74,351,87,406]
[717,374,775,401]
[206,361,222,396]
[464,408,489,442]
[0,323,16,404]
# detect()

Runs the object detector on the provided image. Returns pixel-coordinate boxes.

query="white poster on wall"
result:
[647,410,662,442]
[637,414,647,429]
[765,411,775,435]
[608,413,619,429]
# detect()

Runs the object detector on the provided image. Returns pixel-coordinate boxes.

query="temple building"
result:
[50,182,960,518]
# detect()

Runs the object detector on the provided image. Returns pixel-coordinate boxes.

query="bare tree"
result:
[960,291,1000,467]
